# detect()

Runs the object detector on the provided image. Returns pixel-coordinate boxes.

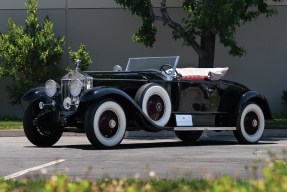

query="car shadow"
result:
[44,138,276,151]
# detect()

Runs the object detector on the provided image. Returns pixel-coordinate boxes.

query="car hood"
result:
[85,71,166,81]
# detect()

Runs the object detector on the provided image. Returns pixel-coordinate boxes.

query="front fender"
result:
[79,87,164,132]
[80,87,125,103]
[21,87,49,103]
[79,87,141,112]
[238,91,272,120]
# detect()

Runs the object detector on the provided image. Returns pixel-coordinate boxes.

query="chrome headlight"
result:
[70,79,83,97]
[45,80,59,97]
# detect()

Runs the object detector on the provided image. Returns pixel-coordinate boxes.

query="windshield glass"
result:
[125,56,180,80]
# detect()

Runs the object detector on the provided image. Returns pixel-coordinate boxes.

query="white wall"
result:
[215,6,287,114]
[0,0,286,117]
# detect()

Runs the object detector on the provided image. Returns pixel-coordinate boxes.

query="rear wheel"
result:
[23,102,63,147]
[175,131,203,143]
[233,103,265,144]
[85,99,127,148]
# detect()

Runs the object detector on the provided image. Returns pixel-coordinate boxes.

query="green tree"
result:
[0,0,64,104]
[68,44,92,71]
[115,0,279,68]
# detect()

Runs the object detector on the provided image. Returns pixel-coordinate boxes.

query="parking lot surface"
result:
[1,130,287,180]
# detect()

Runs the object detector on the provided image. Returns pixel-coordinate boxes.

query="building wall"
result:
[0,0,287,117]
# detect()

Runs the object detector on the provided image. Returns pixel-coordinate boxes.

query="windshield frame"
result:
[125,56,180,81]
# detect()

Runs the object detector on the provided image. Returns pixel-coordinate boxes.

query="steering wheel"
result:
[160,64,174,75]
[160,64,181,79]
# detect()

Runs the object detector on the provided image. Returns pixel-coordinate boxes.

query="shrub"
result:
[0,0,64,104]
[0,116,22,121]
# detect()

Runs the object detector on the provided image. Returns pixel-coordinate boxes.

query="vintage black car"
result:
[21,56,272,148]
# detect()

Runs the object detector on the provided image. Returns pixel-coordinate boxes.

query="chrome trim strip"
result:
[174,127,236,131]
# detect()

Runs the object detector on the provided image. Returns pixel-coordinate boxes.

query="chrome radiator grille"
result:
[59,66,94,110]
[61,79,71,104]
[61,79,73,110]
[61,78,93,110]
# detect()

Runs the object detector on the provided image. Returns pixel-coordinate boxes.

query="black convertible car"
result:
[22,56,272,148]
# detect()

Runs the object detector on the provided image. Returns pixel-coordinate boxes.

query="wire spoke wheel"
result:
[98,110,119,138]
[146,94,165,121]
[244,111,259,135]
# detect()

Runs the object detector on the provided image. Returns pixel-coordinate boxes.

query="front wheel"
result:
[233,103,265,144]
[85,100,127,148]
[23,102,63,147]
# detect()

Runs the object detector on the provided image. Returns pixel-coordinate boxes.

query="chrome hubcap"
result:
[252,119,258,127]
[109,119,117,128]
[156,103,162,112]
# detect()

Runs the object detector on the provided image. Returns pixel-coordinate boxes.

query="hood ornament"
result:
[75,59,81,71]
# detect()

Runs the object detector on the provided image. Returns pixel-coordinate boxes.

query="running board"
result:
[174,127,236,131]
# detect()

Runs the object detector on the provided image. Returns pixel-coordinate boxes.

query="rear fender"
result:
[238,91,272,120]
[78,87,164,131]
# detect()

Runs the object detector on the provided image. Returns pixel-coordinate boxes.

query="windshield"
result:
[125,56,180,80]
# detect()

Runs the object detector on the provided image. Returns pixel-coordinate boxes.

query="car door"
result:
[171,80,220,126]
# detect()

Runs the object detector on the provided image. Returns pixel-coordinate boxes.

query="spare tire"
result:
[135,83,172,127]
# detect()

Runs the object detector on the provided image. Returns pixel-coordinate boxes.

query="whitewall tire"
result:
[85,100,126,148]
[234,103,265,144]
[135,83,172,127]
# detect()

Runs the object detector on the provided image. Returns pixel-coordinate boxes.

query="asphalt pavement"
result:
[1,129,287,180]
